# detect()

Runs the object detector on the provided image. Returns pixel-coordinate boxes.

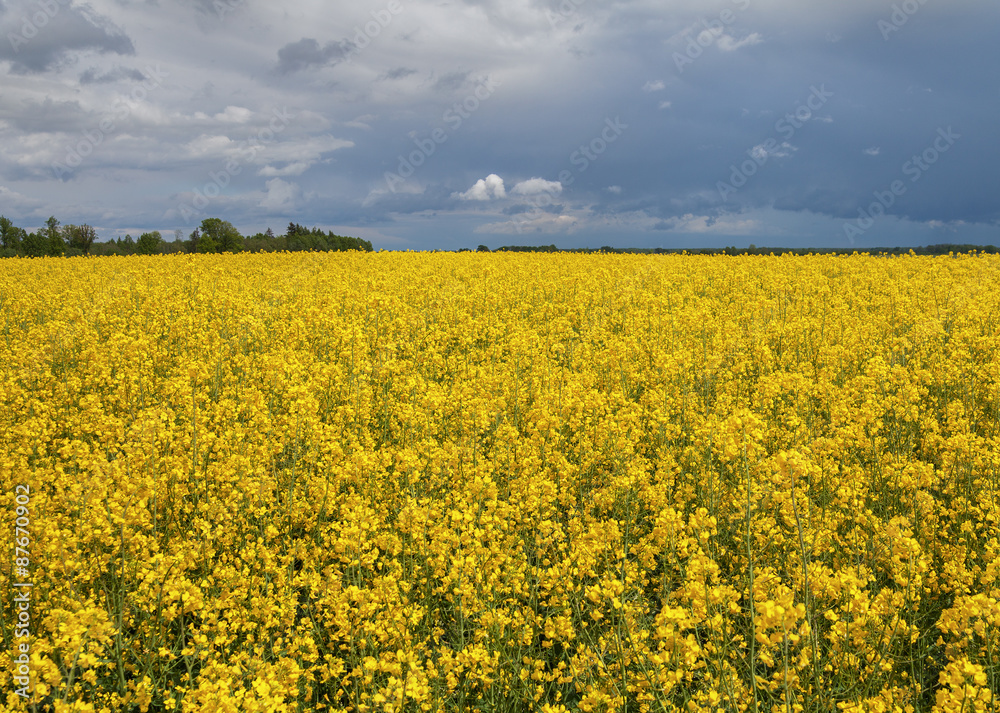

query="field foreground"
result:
[1,252,998,712]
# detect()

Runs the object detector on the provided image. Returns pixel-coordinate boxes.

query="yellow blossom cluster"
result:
[1,250,998,712]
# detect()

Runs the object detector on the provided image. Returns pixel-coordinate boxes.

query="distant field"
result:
[1,252,997,712]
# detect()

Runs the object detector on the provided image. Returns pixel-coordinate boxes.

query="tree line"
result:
[0,217,372,257]
[3,216,993,258]
[473,243,1000,256]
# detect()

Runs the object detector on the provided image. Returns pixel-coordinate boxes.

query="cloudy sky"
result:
[1,0,997,250]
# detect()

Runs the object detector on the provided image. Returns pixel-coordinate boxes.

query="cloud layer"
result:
[0,0,997,249]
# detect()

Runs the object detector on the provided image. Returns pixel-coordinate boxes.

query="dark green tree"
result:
[196,231,218,254]
[0,216,25,252]
[45,216,66,257]
[285,222,371,252]
[65,224,97,254]
[199,218,243,253]
[136,230,164,255]
[22,231,47,257]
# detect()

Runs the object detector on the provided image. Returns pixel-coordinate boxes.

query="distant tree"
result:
[45,216,66,256]
[285,222,310,251]
[199,218,243,253]
[287,230,311,252]
[343,233,372,251]
[168,229,186,254]
[0,216,25,252]
[477,244,490,252]
[64,224,97,254]
[196,230,218,254]
[120,234,136,254]
[136,230,163,255]
[22,231,47,257]
[285,222,371,252]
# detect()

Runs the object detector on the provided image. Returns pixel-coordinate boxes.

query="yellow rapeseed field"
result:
[1,251,998,713]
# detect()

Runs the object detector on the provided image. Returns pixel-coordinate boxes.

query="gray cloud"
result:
[79,64,146,83]
[0,96,88,132]
[275,38,353,74]
[432,70,470,92]
[0,2,134,73]
[382,66,418,80]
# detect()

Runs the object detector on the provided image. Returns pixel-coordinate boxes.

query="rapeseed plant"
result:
[0,251,997,711]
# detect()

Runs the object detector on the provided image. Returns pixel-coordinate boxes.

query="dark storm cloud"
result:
[0,0,997,249]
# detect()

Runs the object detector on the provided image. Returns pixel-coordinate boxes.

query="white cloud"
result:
[642,79,665,93]
[453,173,506,200]
[254,135,353,165]
[511,177,562,196]
[476,213,579,234]
[258,162,312,177]
[659,101,672,110]
[213,106,254,123]
[343,114,377,130]
[659,213,763,235]
[0,185,42,211]
[184,134,236,159]
[606,185,622,194]
[717,32,763,52]
[258,178,300,211]
[181,133,352,166]
[864,147,881,156]
[750,141,796,160]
